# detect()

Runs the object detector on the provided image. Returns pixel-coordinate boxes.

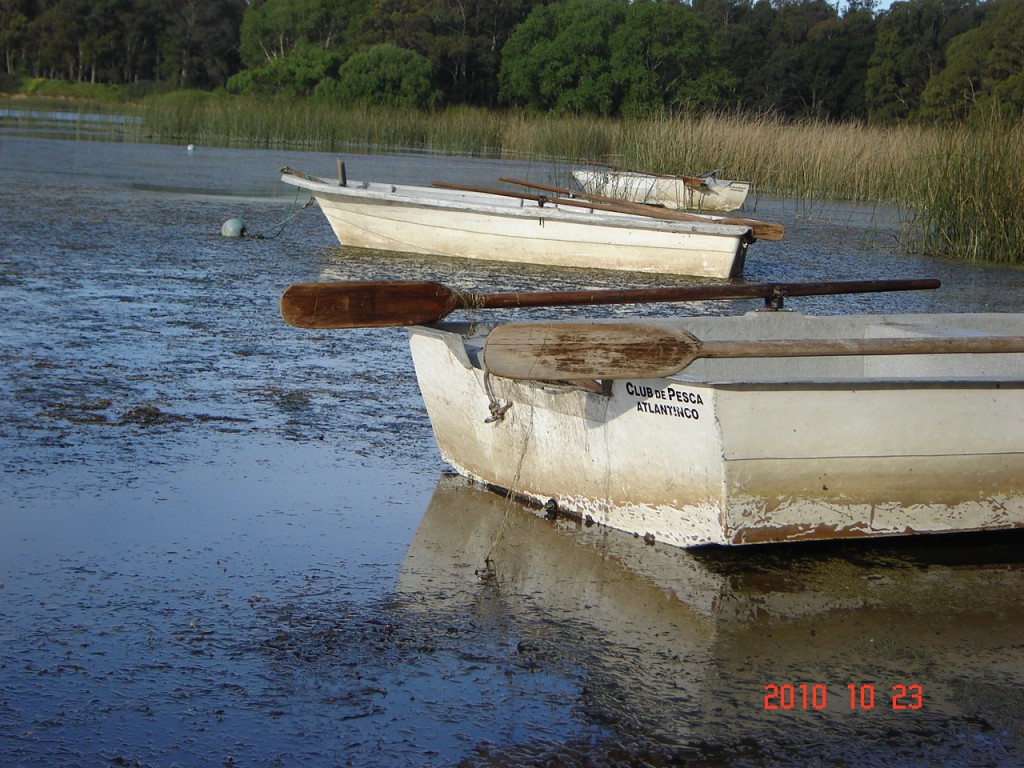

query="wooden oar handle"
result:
[498,177,784,241]
[500,176,632,207]
[433,180,546,204]
[431,180,687,220]
[474,279,941,310]
[704,335,1024,360]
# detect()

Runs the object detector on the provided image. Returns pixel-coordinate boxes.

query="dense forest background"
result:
[1,0,1021,125]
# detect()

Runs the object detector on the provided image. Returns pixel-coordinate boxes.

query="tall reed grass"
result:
[136,93,1023,265]
[913,115,1024,265]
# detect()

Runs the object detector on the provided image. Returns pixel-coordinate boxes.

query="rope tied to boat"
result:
[239,189,313,240]
[453,291,511,423]
[477,407,535,581]
[448,285,486,313]
[483,372,512,423]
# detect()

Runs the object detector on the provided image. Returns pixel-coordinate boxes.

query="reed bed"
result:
[913,116,1024,265]
[135,93,1022,265]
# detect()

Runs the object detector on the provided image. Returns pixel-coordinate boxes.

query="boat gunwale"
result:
[682,376,1024,391]
[281,174,754,237]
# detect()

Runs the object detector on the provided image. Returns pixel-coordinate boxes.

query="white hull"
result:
[407,312,1024,547]
[281,173,751,278]
[573,168,751,212]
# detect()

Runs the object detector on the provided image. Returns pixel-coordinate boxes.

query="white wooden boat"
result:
[406,311,1024,547]
[280,168,755,278]
[573,167,751,212]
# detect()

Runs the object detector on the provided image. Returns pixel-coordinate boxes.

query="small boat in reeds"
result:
[573,163,752,213]
[280,166,781,279]
[278,277,1024,548]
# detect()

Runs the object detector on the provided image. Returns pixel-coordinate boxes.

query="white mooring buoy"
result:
[220,218,245,238]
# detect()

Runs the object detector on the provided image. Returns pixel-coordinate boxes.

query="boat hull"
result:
[573,168,751,212]
[407,312,1024,547]
[282,175,751,278]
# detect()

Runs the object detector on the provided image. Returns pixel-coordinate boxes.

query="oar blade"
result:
[484,323,700,380]
[280,280,456,328]
[743,221,785,241]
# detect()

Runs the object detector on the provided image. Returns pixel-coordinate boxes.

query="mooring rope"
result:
[477,411,535,581]
[483,372,513,423]
[245,191,314,240]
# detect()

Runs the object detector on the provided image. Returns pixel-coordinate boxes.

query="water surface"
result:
[1,133,1022,767]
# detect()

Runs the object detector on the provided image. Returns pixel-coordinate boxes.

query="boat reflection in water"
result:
[397,474,1024,765]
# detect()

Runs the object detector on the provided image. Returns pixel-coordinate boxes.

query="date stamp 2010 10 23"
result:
[763,683,923,711]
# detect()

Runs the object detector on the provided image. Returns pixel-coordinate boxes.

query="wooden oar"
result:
[280,278,941,329]
[432,179,775,241]
[483,322,1024,380]
[498,177,784,241]
[584,160,705,187]
[431,180,715,225]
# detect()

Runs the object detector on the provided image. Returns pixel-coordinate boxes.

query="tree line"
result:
[2,0,1021,124]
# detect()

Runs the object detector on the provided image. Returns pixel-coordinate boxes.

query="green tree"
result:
[500,0,728,116]
[238,0,370,67]
[865,0,983,123]
[156,0,245,89]
[227,45,340,96]
[694,0,776,112]
[610,0,733,116]
[499,0,626,114]
[795,6,876,119]
[316,42,439,108]
[920,0,1024,123]
[359,0,541,106]
[79,0,127,83]
[26,0,83,80]
[229,0,371,95]
[742,0,840,117]
[0,0,32,74]
[5,0,245,86]
[116,0,162,85]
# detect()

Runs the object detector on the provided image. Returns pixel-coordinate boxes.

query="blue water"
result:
[1,130,1022,767]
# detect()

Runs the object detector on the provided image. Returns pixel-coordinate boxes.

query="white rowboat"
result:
[280,169,754,278]
[573,167,751,212]
[407,312,1024,547]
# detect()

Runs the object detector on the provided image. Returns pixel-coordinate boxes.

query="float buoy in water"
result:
[221,218,246,237]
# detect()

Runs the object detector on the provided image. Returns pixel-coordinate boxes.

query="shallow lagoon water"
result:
[1,132,1023,767]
